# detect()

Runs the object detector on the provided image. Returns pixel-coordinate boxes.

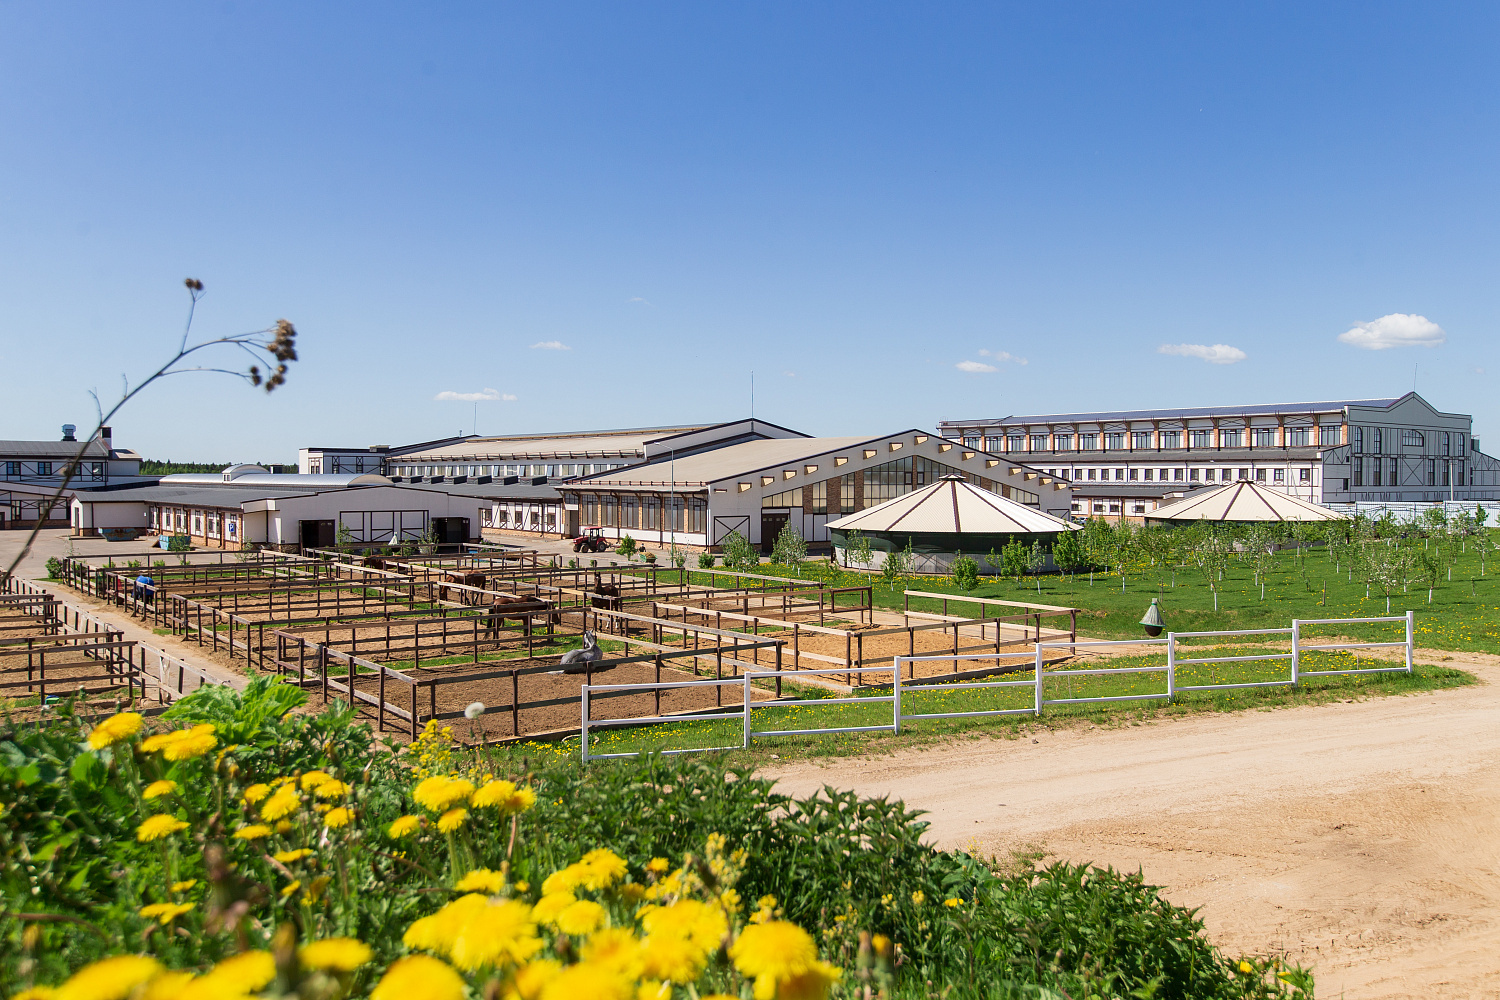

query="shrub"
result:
[166,535,191,552]
[698,551,717,569]
[952,552,979,591]
[721,530,758,572]
[615,534,638,558]
[771,522,807,571]
[45,557,65,580]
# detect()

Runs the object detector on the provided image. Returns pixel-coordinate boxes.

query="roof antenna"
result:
[1413,363,1419,392]
[750,370,755,419]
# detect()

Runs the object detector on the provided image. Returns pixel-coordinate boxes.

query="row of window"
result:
[1046,466,1310,484]
[1072,502,1150,515]
[2,461,105,478]
[964,426,1338,452]
[482,505,559,531]
[1351,457,1460,488]
[392,462,628,479]
[1350,428,1467,456]
[148,506,240,538]
[577,495,710,533]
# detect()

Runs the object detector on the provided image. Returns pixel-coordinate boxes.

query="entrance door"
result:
[431,517,470,544]
[299,519,335,550]
[760,511,789,554]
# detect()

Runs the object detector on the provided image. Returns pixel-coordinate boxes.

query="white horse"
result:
[559,631,604,674]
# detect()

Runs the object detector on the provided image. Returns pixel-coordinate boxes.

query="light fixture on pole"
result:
[1139,597,1165,637]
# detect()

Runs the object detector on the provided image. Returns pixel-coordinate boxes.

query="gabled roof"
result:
[0,439,112,459]
[942,396,1413,427]
[1145,481,1347,523]
[827,476,1078,535]
[573,435,876,487]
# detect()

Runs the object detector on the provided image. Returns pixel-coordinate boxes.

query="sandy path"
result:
[763,652,1500,999]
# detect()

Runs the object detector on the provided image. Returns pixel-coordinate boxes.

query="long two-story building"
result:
[939,393,1500,505]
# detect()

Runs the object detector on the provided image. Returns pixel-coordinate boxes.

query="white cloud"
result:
[1157,343,1247,365]
[783,370,796,377]
[978,349,1028,365]
[1338,313,1446,350]
[956,360,998,373]
[433,388,516,402]
[626,296,652,306]
[529,340,570,351]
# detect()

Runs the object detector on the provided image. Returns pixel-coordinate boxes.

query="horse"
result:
[481,596,555,639]
[559,631,604,674]
[437,570,487,605]
[590,572,622,612]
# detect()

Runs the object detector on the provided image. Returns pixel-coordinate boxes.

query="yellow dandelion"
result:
[730,920,823,986]
[413,775,475,812]
[541,866,584,896]
[299,770,333,791]
[468,778,516,809]
[371,955,466,1000]
[910,890,925,905]
[196,951,275,993]
[170,880,198,893]
[232,824,272,841]
[53,955,161,1000]
[1239,960,1255,974]
[142,780,178,800]
[241,783,271,805]
[510,959,562,1000]
[530,892,575,925]
[307,875,332,902]
[388,814,422,838]
[273,848,315,863]
[645,858,670,875]
[299,937,373,972]
[447,897,543,972]
[280,880,302,898]
[136,814,189,842]
[454,869,506,894]
[274,820,294,835]
[314,780,350,799]
[163,725,218,761]
[578,849,627,890]
[436,808,468,833]
[87,711,143,750]
[555,899,607,936]
[10,988,57,1000]
[537,959,633,1000]
[324,807,353,829]
[138,902,194,925]
[260,785,300,821]
[943,897,962,908]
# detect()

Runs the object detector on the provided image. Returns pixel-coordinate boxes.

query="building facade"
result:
[1,426,143,529]
[939,393,1500,505]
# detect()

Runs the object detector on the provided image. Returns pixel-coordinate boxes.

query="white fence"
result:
[581,613,1416,759]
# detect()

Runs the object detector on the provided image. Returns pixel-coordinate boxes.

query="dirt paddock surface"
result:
[764,648,1500,999]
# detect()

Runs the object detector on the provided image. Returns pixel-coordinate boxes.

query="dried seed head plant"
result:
[0,279,300,586]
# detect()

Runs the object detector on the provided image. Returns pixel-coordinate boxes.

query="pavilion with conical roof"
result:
[826,475,1078,574]
[1145,480,1347,524]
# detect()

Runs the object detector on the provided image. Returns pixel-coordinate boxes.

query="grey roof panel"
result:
[940,398,1401,428]
[0,440,111,459]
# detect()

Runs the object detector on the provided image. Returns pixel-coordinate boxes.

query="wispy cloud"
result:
[434,388,516,402]
[978,349,1028,365]
[626,296,652,306]
[783,370,796,378]
[529,340,570,351]
[1338,313,1445,350]
[956,360,998,373]
[1157,343,1247,365]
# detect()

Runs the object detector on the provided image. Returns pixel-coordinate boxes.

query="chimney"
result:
[61,424,77,442]
[99,427,112,446]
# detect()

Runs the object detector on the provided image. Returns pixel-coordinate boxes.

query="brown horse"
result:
[590,572,622,612]
[437,570,487,605]
[481,596,554,639]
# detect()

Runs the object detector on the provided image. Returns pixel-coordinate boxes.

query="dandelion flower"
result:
[910,890,925,905]
[388,815,422,838]
[136,814,189,842]
[555,899,606,936]
[241,783,271,805]
[454,869,506,894]
[1239,960,1255,974]
[324,807,353,829]
[413,775,475,812]
[53,955,161,1000]
[447,898,543,971]
[537,960,633,1000]
[138,902,194,925]
[196,951,275,993]
[87,711,143,750]
[273,849,315,863]
[142,780,178,800]
[646,858,670,875]
[299,937,373,972]
[299,771,333,791]
[531,892,575,925]
[731,921,824,991]
[437,808,468,833]
[170,880,198,893]
[260,785,300,821]
[371,955,466,1000]
[10,988,57,1000]
[943,897,962,908]
[469,779,516,809]
[578,849,627,890]
[232,824,272,841]
[509,959,562,1000]
[314,780,350,799]
[541,866,584,896]
[281,880,301,897]
[581,928,642,977]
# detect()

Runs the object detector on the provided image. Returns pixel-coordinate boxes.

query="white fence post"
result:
[893,657,903,734]
[580,686,591,762]
[1033,642,1044,716]
[1405,610,1414,673]
[1291,620,1300,686]
[1166,633,1176,701]
[742,675,752,749]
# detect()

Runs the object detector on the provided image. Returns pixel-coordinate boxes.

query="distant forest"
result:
[139,460,290,475]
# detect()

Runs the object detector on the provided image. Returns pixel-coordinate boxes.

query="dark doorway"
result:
[300,519,336,550]
[760,511,789,554]
[431,517,470,544]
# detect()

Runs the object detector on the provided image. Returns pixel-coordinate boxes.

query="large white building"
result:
[938,393,1500,505]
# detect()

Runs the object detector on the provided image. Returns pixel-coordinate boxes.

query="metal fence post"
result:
[1405,610,1414,673]
[580,686,591,762]
[1033,643,1043,716]
[893,658,903,734]
[1290,620,1300,686]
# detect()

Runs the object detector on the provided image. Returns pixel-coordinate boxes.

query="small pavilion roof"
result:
[1145,481,1347,523]
[826,476,1078,535]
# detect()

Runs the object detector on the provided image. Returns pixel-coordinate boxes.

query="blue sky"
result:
[2,3,1496,461]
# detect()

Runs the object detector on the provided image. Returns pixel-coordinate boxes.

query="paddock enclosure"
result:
[54,548,1069,742]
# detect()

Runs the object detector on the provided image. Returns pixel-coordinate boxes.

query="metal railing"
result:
[894,654,1037,729]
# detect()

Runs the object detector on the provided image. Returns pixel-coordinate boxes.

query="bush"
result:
[698,551,717,569]
[952,553,979,591]
[45,557,65,580]
[771,522,807,570]
[166,535,191,552]
[721,530,758,571]
[0,694,1313,1000]
[615,534,638,558]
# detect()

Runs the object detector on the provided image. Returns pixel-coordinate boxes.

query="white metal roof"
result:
[577,436,875,487]
[826,476,1079,535]
[1145,481,1348,522]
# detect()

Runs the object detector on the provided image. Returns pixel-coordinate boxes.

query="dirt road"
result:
[764,652,1500,999]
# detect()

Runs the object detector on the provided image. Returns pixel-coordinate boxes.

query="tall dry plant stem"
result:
[0,279,298,586]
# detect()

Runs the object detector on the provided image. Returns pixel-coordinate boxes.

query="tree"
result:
[1026,540,1046,595]
[1051,530,1085,581]
[615,534,638,559]
[951,552,979,591]
[1,279,299,586]
[842,530,874,578]
[720,530,758,572]
[771,522,807,572]
[1000,538,1029,588]
[1191,527,1232,612]
[881,538,915,587]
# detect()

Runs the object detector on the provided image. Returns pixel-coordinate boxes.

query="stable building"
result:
[2,425,144,529]
[559,430,1073,552]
